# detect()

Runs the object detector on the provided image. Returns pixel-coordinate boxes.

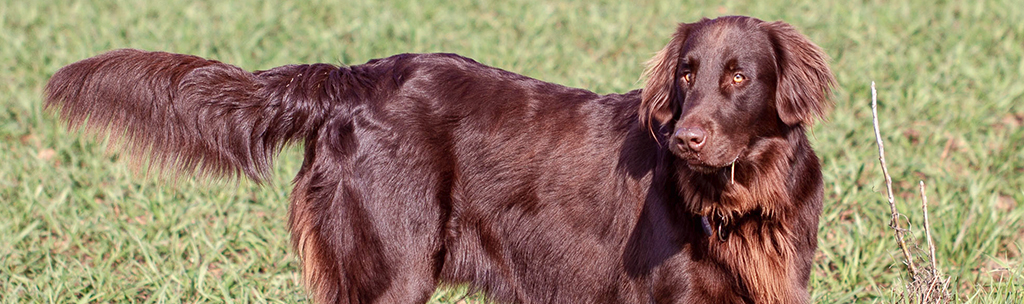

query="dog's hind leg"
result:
[288,121,450,304]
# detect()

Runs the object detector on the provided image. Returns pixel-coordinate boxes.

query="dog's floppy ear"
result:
[761,21,836,126]
[640,23,691,132]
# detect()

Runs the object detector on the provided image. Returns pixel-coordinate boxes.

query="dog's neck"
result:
[666,126,814,304]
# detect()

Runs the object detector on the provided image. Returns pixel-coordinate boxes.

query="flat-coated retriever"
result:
[45,16,834,304]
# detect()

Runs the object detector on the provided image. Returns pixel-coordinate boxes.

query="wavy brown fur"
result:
[46,16,833,304]
[44,49,339,182]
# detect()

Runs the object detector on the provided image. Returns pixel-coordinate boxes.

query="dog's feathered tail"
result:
[44,49,344,182]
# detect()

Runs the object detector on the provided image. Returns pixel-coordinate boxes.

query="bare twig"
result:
[919,180,951,303]
[920,181,939,276]
[871,81,918,276]
[871,82,951,303]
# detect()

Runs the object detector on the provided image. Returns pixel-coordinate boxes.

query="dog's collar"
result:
[700,215,730,242]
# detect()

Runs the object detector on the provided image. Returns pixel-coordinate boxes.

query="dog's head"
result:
[640,16,835,173]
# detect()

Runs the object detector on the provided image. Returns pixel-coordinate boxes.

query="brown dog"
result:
[46,16,834,304]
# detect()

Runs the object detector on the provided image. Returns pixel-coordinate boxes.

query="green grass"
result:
[2,0,1022,302]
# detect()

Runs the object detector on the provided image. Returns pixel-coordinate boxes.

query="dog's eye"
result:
[682,72,693,84]
[732,73,746,84]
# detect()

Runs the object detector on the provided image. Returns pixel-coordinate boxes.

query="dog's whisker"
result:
[730,161,736,185]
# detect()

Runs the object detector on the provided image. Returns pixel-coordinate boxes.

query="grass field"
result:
[2,0,1022,302]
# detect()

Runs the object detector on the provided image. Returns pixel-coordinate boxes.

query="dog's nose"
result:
[674,127,707,152]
